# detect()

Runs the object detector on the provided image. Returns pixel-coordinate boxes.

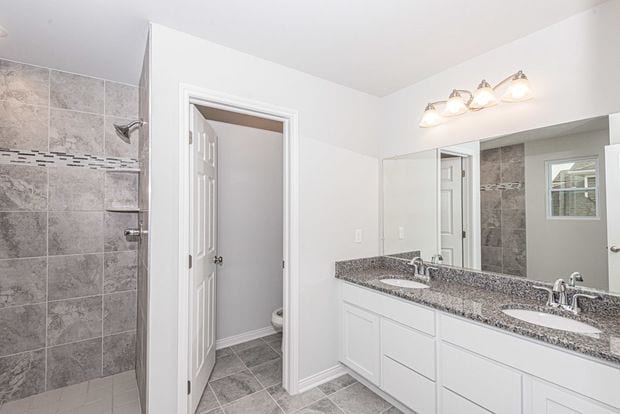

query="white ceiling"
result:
[0,0,606,95]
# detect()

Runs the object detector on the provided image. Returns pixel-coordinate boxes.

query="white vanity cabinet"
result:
[341,303,381,385]
[339,281,620,414]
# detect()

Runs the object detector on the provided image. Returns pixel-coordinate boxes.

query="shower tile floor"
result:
[0,370,140,414]
[197,333,401,414]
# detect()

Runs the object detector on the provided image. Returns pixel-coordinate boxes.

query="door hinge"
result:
[461,169,466,178]
[282,260,285,269]
[462,230,467,239]
[189,131,193,145]
[189,255,193,269]
[187,380,191,395]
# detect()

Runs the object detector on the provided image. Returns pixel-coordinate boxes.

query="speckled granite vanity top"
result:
[335,256,620,366]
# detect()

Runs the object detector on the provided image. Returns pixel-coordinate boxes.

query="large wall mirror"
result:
[383,115,620,293]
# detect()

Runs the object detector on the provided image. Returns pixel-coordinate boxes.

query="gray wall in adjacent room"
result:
[209,120,283,341]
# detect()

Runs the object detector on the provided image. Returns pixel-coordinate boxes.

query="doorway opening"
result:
[439,149,475,268]
[188,103,285,412]
[178,87,299,414]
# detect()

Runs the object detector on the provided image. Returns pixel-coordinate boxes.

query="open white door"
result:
[189,105,217,412]
[605,144,620,292]
[440,157,464,266]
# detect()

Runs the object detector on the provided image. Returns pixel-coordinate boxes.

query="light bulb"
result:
[443,90,468,116]
[419,103,443,128]
[503,72,533,102]
[470,80,498,109]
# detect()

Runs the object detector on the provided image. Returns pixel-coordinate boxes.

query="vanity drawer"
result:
[441,343,522,414]
[382,355,436,414]
[342,282,435,335]
[441,388,492,414]
[381,318,435,380]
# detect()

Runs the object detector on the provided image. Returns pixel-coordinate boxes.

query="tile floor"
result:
[0,370,140,414]
[197,333,401,414]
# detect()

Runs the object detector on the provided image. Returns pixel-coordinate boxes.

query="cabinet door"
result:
[341,303,380,385]
[531,380,618,414]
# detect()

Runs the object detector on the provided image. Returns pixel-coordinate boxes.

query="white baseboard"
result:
[216,326,278,350]
[298,364,348,393]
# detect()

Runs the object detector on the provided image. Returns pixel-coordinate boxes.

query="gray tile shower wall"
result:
[0,59,140,404]
[480,144,527,277]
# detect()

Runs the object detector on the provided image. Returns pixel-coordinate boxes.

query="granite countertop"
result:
[335,256,620,366]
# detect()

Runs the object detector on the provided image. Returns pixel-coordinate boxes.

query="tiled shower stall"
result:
[0,59,144,405]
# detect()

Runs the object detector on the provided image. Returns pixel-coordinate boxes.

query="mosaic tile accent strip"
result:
[480,182,522,191]
[0,148,138,171]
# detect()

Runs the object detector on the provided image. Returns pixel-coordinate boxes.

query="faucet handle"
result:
[533,285,556,307]
[569,293,599,314]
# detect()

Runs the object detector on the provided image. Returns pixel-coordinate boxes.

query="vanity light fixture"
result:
[419,70,532,128]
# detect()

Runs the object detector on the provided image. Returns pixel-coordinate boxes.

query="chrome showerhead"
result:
[114,120,144,143]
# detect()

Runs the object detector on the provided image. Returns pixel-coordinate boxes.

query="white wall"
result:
[209,120,283,340]
[298,137,379,379]
[381,1,620,158]
[525,129,609,289]
[147,23,381,413]
[383,150,438,260]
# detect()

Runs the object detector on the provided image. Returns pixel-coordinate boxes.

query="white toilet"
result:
[271,307,283,331]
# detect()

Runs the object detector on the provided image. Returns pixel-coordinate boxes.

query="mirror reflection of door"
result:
[440,155,464,266]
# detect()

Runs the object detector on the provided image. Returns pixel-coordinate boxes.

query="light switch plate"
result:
[355,229,363,243]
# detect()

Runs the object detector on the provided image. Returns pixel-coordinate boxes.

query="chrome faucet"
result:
[553,278,568,307]
[409,257,425,275]
[569,272,583,287]
[533,277,599,314]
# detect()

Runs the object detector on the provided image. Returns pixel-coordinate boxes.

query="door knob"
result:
[214,256,224,265]
[611,245,620,253]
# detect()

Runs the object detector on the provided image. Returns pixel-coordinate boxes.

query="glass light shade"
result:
[419,105,443,128]
[503,77,533,102]
[470,83,498,109]
[443,93,468,117]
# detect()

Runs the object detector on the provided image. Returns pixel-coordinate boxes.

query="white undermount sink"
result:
[380,279,429,289]
[502,308,601,334]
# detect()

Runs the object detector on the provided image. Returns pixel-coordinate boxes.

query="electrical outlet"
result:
[354,229,363,243]
[398,226,405,240]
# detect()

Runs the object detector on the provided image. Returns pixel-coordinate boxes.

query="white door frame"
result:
[177,84,300,414]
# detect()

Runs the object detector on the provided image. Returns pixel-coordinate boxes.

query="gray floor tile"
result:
[250,358,282,388]
[216,347,234,359]
[210,370,262,405]
[317,375,357,396]
[262,333,282,344]
[222,390,282,414]
[267,385,325,414]
[329,383,391,414]
[266,338,283,356]
[196,385,220,413]
[230,338,264,353]
[381,407,403,414]
[210,353,246,381]
[236,343,279,368]
[206,409,224,414]
[298,398,344,414]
